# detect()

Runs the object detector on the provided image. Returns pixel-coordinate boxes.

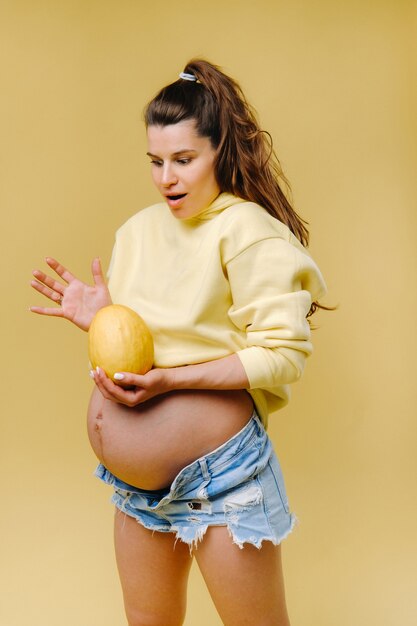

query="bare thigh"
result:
[194,526,291,626]
[114,510,193,626]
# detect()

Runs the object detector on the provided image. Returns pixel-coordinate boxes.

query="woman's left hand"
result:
[92,352,250,407]
[92,367,175,406]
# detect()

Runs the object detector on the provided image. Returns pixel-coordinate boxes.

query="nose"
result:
[160,163,178,187]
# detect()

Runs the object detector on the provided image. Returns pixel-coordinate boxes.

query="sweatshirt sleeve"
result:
[226,236,326,390]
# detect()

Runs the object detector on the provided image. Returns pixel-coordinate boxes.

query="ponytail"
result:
[182,60,310,246]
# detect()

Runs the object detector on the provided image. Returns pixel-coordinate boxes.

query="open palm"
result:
[30,257,112,331]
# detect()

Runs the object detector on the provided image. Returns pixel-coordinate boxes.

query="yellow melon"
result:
[88,304,154,383]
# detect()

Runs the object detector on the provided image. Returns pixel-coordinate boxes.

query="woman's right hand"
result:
[30,257,112,331]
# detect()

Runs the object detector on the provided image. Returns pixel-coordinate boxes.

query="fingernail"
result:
[96,366,101,375]
[114,373,124,380]
[89,370,95,379]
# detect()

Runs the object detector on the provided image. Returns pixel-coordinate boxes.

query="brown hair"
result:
[144,59,329,317]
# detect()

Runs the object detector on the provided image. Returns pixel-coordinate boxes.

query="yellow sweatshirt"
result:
[107,193,327,427]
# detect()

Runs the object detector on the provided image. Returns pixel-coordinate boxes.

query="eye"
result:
[177,158,191,165]
[149,159,163,167]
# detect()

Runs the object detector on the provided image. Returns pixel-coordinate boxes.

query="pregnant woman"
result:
[31,59,326,626]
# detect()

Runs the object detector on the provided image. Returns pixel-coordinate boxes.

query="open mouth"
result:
[165,193,188,210]
[167,194,187,201]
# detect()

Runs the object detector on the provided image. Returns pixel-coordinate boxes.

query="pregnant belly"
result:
[87,386,254,490]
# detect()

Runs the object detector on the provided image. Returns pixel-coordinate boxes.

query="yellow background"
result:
[1,1,416,624]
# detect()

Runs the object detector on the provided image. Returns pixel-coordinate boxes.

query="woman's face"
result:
[147,120,220,219]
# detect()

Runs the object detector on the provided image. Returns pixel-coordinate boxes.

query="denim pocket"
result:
[267,453,290,514]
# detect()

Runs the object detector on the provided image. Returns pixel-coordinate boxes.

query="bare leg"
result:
[114,509,193,626]
[194,526,291,626]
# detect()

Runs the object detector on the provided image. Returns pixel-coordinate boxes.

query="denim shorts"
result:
[94,411,296,551]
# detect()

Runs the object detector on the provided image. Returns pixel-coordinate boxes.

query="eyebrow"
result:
[146,149,198,158]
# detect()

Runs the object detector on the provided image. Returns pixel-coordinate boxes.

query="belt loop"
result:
[197,457,211,500]
[198,457,211,481]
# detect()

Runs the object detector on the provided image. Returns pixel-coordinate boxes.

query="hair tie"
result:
[179,72,197,82]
